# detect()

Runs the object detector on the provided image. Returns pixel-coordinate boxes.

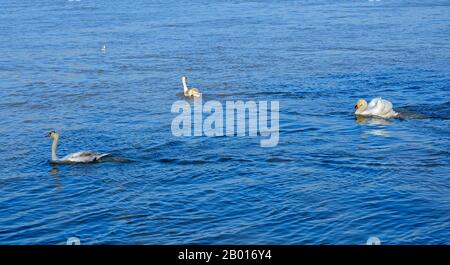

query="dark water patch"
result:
[177,159,209,165]
[397,102,450,120]
[266,157,295,163]
[158,158,178,163]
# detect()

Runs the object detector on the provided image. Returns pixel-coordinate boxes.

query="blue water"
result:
[0,0,449,244]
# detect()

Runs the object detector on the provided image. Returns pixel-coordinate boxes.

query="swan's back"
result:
[185,88,201,97]
[61,151,109,163]
[367,98,397,118]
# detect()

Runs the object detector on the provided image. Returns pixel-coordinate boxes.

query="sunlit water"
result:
[0,0,449,244]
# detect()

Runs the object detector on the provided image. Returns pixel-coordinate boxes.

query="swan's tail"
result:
[95,153,111,161]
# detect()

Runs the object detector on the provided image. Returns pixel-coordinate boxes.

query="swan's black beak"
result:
[354,104,358,110]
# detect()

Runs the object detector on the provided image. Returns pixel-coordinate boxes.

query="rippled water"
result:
[0,0,449,244]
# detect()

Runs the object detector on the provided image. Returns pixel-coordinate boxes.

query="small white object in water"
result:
[66,237,81,245]
[366,236,381,245]
[101,44,107,53]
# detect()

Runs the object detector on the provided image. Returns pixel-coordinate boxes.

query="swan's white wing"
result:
[381,99,394,115]
[367,98,397,118]
[374,98,395,117]
[61,151,109,163]
[368,97,382,109]
[186,88,201,97]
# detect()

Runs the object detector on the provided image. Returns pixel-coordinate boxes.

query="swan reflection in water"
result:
[355,115,393,126]
[50,164,62,191]
[355,116,392,137]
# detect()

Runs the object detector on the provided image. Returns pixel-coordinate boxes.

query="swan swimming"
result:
[47,131,110,163]
[354,97,398,119]
[182,76,201,98]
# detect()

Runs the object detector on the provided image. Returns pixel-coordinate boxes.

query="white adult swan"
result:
[47,131,110,163]
[182,76,201,98]
[354,97,398,119]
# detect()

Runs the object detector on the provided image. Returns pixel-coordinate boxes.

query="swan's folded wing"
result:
[62,151,101,162]
[368,98,382,109]
[368,98,384,115]
[379,99,394,116]
[187,88,201,97]
[368,98,397,118]
[95,153,111,160]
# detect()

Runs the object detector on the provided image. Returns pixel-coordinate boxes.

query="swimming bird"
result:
[354,97,398,119]
[182,76,201,98]
[47,131,110,163]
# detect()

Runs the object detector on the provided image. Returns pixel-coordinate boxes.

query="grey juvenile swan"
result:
[47,131,110,163]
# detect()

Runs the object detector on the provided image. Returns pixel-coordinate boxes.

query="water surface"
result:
[0,0,449,244]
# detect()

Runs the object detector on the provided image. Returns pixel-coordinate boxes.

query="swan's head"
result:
[182,76,187,82]
[47,131,58,138]
[355,99,367,113]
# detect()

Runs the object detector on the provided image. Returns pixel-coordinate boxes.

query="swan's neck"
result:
[51,136,59,161]
[182,78,188,93]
